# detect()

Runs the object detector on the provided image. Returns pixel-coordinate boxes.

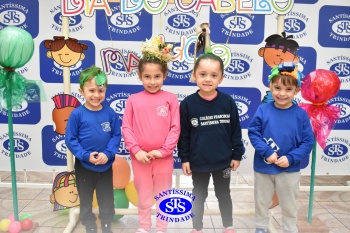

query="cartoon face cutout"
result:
[44,36,88,68]
[52,94,81,135]
[53,182,80,208]
[50,171,80,211]
[258,32,300,68]
[52,106,76,135]
[258,47,299,68]
[47,44,85,67]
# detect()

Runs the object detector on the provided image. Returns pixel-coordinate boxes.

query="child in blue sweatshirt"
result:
[248,64,314,233]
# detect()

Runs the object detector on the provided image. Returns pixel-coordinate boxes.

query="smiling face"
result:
[259,47,298,68]
[193,58,223,98]
[48,44,85,67]
[270,76,299,109]
[79,78,106,111]
[54,184,80,207]
[138,63,166,93]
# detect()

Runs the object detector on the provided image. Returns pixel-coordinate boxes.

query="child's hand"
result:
[95,152,108,165]
[135,150,151,163]
[275,156,290,168]
[266,152,278,164]
[148,150,162,159]
[89,152,99,164]
[230,160,240,171]
[182,162,192,176]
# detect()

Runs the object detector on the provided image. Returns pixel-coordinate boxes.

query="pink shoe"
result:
[135,228,150,233]
[191,230,203,233]
[223,226,236,233]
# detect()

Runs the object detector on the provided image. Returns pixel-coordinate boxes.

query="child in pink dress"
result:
[122,36,180,233]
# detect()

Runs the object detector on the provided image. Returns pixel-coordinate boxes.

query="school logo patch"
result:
[190,118,199,127]
[157,106,168,116]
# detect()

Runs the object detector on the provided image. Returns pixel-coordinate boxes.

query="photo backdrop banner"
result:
[0,0,349,175]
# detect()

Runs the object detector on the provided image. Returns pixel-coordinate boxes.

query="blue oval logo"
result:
[170,61,191,73]
[226,59,250,74]
[330,62,350,78]
[159,197,192,215]
[331,102,350,118]
[224,16,252,32]
[284,18,305,33]
[168,14,195,29]
[112,61,126,71]
[110,13,139,28]
[3,138,29,152]
[332,20,350,36]
[0,10,26,25]
[236,101,249,116]
[111,99,127,114]
[54,13,82,26]
[117,138,130,155]
[323,143,348,157]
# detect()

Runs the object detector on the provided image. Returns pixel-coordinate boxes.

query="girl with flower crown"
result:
[122,36,180,233]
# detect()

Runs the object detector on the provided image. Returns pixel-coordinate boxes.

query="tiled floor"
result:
[0,171,349,233]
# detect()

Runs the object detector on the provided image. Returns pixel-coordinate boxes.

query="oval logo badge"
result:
[168,14,195,29]
[3,138,29,152]
[159,197,192,215]
[323,143,348,157]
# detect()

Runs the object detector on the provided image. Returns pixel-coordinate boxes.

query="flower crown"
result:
[268,62,303,87]
[141,36,173,63]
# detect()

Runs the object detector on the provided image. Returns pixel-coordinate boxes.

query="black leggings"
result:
[75,159,115,228]
[191,167,233,230]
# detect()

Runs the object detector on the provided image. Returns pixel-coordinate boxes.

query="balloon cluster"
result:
[0,213,33,233]
[299,69,341,149]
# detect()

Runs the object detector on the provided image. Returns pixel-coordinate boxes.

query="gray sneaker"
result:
[255,228,268,233]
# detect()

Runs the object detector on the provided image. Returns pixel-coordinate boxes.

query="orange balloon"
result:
[112,156,131,189]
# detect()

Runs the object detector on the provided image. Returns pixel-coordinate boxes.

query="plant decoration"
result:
[140,35,173,63]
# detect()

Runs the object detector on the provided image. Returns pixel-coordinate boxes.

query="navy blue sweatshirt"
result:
[177,90,245,172]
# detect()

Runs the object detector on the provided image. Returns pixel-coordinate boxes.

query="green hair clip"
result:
[79,66,107,89]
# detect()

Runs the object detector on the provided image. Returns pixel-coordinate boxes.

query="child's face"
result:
[138,63,166,94]
[270,79,299,109]
[79,78,106,110]
[193,59,223,96]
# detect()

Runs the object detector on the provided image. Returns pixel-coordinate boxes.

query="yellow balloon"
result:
[92,190,98,208]
[0,218,11,232]
[125,181,156,207]
[125,181,138,206]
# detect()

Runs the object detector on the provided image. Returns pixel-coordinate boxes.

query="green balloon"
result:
[19,213,32,222]
[0,26,34,68]
[113,189,129,221]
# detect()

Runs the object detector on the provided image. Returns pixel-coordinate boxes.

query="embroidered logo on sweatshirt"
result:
[223,168,231,178]
[190,118,199,127]
[156,106,168,116]
[101,122,111,132]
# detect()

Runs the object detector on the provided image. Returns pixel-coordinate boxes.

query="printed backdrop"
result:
[0,0,349,175]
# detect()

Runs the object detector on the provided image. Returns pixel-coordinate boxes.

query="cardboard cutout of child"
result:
[50,171,80,211]
[44,36,88,67]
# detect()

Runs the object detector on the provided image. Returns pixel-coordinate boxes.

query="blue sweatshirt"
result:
[177,90,245,172]
[248,102,314,174]
[65,104,121,172]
